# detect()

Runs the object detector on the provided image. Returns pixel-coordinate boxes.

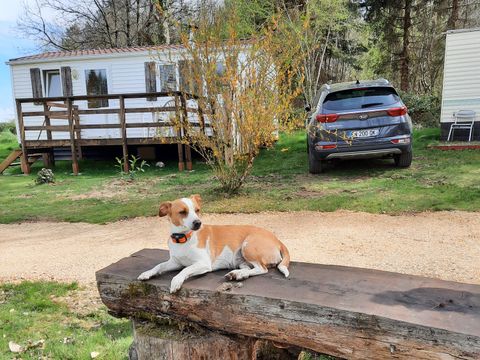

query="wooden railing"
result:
[15,91,208,175]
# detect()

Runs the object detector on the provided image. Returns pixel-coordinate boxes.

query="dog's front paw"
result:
[225,269,247,281]
[137,270,155,281]
[170,275,184,293]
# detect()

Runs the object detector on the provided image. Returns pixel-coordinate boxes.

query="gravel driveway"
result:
[1,211,479,285]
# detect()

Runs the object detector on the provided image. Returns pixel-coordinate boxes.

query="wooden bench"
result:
[96,249,480,359]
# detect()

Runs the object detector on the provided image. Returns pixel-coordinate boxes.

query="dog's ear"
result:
[191,194,202,207]
[158,202,172,217]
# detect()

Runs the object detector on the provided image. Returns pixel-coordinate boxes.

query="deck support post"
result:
[72,106,83,160]
[174,94,185,171]
[119,96,129,173]
[180,93,193,171]
[66,98,79,175]
[42,102,55,168]
[42,152,54,168]
[16,100,30,175]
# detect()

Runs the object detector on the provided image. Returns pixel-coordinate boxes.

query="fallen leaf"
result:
[9,341,24,353]
[280,148,289,152]
[91,351,100,358]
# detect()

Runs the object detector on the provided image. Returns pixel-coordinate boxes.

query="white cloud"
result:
[0,0,56,23]
[0,1,27,22]
[0,106,15,122]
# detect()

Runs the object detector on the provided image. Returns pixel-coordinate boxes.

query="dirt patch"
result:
[66,178,161,201]
[0,211,479,286]
[52,284,103,316]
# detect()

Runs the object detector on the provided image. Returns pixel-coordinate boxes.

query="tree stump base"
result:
[129,320,256,360]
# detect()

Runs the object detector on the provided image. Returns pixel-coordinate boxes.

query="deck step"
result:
[0,149,22,174]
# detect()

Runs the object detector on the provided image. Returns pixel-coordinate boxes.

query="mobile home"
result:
[5,45,208,174]
[440,28,480,141]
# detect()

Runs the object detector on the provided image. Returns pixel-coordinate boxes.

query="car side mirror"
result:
[304,105,311,112]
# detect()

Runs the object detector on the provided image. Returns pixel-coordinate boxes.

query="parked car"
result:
[306,79,413,173]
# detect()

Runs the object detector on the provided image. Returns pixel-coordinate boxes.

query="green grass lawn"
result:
[0,282,131,360]
[0,282,333,360]
[1,127,479,224]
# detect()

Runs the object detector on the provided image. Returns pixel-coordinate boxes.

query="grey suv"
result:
[306,79,413,173]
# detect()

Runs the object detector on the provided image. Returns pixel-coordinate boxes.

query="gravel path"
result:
[1,211,479,285]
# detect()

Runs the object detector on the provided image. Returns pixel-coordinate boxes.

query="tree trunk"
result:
[130,320,256,360]
[447,0,459,30]
[400,0,412,91]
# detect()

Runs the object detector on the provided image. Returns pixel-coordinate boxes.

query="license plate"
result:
[347,129,379,138]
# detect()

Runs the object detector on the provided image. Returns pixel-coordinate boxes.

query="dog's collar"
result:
[170,231,194,244]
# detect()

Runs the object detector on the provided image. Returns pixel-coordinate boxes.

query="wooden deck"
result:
[14,91,207,175]
[97,249,480,359]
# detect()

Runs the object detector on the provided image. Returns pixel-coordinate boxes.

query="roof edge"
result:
[446,27,480,35]
[7,45,185,66]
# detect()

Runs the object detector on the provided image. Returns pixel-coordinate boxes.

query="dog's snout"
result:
[192,220,202,230]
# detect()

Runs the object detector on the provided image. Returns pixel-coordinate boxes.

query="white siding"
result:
[441,30,480,123]
[10,51,193,141]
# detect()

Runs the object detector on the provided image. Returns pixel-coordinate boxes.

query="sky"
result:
[0,0,40,122]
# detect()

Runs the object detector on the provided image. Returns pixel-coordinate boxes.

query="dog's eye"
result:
[179,210,187,215]
[195,209,200,213]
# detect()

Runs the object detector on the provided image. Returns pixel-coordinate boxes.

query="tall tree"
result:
[18,0,192,50]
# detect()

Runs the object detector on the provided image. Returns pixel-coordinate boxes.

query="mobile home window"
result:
[159,64,177,92]
[44,70,62,97]
[85,69,109,108]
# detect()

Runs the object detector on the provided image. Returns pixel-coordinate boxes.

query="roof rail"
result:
[377,78,389,84]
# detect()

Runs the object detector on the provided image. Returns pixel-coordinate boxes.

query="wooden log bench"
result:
[96,249,480,359]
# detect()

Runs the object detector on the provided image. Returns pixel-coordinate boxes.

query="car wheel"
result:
[308,147,324,174]
[394,151,412,168]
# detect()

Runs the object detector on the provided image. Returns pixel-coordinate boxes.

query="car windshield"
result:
[323,87,400,111]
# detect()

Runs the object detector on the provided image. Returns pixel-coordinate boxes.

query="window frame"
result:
[43,69,63,97]
[84,68,110,109]
[158,63,178,92]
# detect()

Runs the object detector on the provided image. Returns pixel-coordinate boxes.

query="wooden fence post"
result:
[42,103,54,168]
[174,94,185,171]
[119,96,129,173]
[180,93,192,171]
[16,100,30,175]
[67,98,79,175]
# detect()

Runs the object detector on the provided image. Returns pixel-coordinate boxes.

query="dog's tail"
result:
[277,242,290,278]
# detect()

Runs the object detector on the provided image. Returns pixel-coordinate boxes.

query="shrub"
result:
[0,128,17,144]
[35,168,55,185]
[171,3,300,194]
[0,121,16,135]
[399,92,441,128]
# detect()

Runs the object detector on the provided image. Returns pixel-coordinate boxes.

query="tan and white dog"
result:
[138,194,290,293]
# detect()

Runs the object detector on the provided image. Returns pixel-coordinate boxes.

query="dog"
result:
[138,194,290,293]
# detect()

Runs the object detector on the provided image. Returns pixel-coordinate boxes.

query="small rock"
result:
[155,161,165,168]
[91,351,100,358]
[8,341,24,353]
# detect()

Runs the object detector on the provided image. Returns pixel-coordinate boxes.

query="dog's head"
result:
[158,194,202,232]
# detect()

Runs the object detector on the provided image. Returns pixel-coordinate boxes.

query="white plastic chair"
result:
[448,110,475,142]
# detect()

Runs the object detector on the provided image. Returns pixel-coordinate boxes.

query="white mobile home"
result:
[7,45,197,142]
[440,28,480,141]
[5,45,214,174]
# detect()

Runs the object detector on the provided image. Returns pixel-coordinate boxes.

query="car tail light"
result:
[316,114,339,123]
[315,144,337,150]
[391,137,411,144]
[387,106,408,117]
